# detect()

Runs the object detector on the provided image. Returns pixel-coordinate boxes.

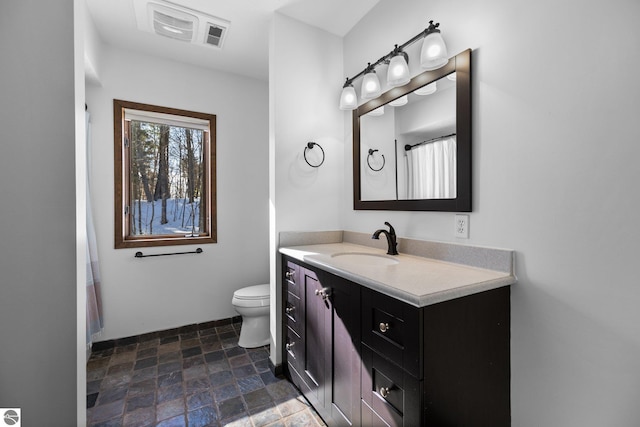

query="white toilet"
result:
[232,284,270,348]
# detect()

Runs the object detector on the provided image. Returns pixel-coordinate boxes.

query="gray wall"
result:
[0,0,78,425]
[86,45,270,341]
[343,0,640,425]
[269,13,345,365]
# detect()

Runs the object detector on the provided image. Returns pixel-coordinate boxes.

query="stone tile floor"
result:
[87,321,325,427]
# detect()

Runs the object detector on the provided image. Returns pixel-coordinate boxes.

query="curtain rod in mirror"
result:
[405,133,456,151]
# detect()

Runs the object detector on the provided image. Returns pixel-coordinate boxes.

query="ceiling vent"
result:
[205,23,225,47]
[134,0,230,49]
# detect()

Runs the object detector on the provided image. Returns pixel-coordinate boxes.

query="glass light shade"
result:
[367,106,384,116]
[339,84,358,110]
[420,31,448,70]
[387,54,410,87]
[414,81,437,95]
[389,95,408,107]
[361,70,381,99]
[447,72,456,81]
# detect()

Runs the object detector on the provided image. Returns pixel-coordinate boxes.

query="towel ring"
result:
[304,142,325,168]
[367,149,385,172]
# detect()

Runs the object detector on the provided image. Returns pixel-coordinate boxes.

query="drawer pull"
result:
[285,342,295,351]
[285,306,295,314]
[379,322,390,333]
[379,386,391,398]
[285,271,295,281]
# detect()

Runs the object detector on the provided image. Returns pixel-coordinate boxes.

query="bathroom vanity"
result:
[279,232,516,427]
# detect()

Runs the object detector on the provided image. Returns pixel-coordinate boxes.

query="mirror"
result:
[353,49,471,211]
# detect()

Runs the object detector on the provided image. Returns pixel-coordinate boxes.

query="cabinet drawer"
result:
[362,288,421,376]
[284,261,300,297]
[361,344,420,427]
[282,261,302,298]
[285,291,302,335]
[285,325,303,373]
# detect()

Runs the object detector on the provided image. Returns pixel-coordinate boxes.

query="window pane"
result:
[128,120,206,236]
[114,99,216,249]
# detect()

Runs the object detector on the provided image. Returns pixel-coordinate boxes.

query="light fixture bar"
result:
[340,21,447,110]
[343,21,441,87]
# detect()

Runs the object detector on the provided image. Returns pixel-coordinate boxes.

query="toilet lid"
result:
[233,284,270,300]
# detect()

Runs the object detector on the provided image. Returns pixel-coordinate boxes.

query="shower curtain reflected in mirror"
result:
[405,135,456,199]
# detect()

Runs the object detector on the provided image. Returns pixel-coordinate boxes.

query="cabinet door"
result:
[302,267,329,409]
[327,274,361,427]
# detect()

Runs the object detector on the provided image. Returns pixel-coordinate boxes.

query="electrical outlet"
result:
[455,214,469,238]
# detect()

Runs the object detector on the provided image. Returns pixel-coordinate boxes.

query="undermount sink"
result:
[330,252,399,266]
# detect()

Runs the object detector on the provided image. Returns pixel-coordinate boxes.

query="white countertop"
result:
[279,242,516,307]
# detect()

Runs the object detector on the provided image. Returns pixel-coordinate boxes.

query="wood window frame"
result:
[113,99,217,249]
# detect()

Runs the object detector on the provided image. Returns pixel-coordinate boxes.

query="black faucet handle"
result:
[384,221,396,235]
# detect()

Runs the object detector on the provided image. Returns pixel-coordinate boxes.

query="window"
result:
[114,99,216,248]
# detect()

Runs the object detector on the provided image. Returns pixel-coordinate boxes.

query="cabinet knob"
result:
[285,306,294,314]
[315,287,331,300]
[285,271,294,281]
[379,322,390,333]
[379,386,391,398]
[285,342,295,351]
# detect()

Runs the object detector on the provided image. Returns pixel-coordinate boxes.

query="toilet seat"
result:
[233,284,269,300]
[232,284,270,307]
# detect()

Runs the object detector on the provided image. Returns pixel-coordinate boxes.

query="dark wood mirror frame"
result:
[353,49,471,211]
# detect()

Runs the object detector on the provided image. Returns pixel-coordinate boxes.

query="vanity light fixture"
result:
[338,20,448,110]
[361,64,382,100]
[387,45,410,87]
[420,21,448,70]
[339,80,358,110]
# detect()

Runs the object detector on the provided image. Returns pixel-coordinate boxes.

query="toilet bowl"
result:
[232,284,270,348]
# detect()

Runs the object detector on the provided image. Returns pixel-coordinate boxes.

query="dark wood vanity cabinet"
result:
[361,286,511,426]
[282,256,511,427]
[283,258,361,427]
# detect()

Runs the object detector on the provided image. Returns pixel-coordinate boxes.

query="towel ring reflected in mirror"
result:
[367,148,385,172]
[304,141,325,168]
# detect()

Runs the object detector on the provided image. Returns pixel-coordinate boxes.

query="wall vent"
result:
[134,0,230,49]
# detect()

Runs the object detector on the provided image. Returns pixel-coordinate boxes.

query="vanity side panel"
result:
[422,286,511,426]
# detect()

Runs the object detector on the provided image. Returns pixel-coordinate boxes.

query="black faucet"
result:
[372,222,399,255]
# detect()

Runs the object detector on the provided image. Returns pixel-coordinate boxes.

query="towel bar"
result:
[134,248,203,258]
